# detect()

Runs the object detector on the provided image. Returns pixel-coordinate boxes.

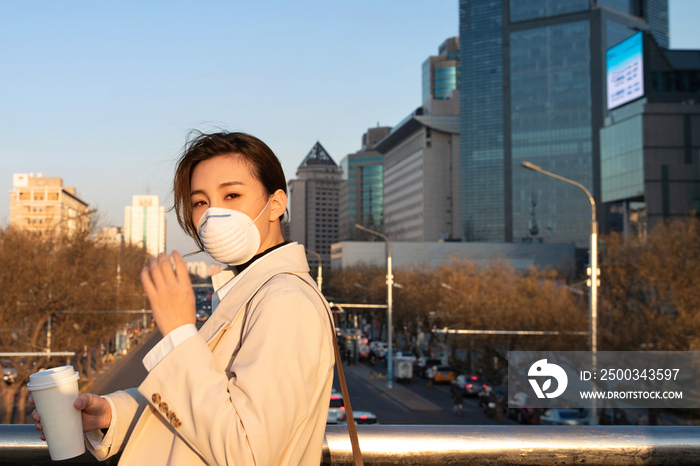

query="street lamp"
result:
[355,223,394,389]
[305,249,323,292]
[521,161,598,425]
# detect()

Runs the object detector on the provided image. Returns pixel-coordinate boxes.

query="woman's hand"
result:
[141,251,196,337]
[30,393,112,439]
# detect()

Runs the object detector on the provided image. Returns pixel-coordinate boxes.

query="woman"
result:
[31,132,335,465]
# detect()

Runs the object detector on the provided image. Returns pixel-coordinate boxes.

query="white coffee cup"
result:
[27,366,85,461]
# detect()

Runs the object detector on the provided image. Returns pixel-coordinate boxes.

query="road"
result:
[90,329,509,426]
[335,362,515,425]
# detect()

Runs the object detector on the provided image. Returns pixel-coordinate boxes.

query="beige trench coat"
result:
[87,244,335,465]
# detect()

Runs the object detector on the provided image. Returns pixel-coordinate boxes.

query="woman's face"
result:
[190,154,280,253]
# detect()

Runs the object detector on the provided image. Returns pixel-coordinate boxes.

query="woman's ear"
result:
[269,189,288,222]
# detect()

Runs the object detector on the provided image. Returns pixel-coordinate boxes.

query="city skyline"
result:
[1,1,699,263]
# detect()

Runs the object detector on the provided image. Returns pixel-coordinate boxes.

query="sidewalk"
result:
[343,363,442,412]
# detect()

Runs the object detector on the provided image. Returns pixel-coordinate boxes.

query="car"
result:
[451,374,486,397]
[432,366,457,384]
[326,410,340,424]
[415,357,442,379]
[369,342,388,360]
[329,391,346,422]
[196,303,212,321]
[351,410,378,425]
[3,366,17,384]
[540,408,588,426]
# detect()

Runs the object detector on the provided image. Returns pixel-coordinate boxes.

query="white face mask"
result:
[196,198,271,265]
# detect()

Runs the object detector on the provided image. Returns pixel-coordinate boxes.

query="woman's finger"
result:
[148,257,166,290]
[172,251,191,284]
[28,394,34,406]
[157,253,177,284]
[140,267,157,300]
[35,421,43,431]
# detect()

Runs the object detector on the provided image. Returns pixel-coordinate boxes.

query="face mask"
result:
[196,198,271,265]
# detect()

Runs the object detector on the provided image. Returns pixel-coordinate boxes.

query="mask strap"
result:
[251,196,273,223]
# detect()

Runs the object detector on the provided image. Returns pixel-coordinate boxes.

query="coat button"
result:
[159,402,169,415]
[152,393,161,404]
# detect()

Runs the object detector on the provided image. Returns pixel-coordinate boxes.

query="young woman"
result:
[31,132,336,465]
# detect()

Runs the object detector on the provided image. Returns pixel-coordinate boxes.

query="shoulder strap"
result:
[282,273,364,466]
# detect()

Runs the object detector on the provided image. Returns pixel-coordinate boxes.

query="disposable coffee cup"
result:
[27,366,85,461]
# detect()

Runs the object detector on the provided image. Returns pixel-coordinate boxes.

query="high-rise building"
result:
[124,195,166,258]
[368,37,461,243]
[338,126,391,241]
[186,261,209,279]
[8,173,90,234]
[288,142,341,268]
[95,226,124,246]
[601,33,700,240]
[422,37,460,113]
[375,108,461,242]
[459,0,669,247]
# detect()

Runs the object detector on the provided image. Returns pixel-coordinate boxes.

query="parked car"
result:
[329,390,346,422]
[452,374,486,397]
[432,366,457,384]
[540,408,588,426]
[415,357,442,379]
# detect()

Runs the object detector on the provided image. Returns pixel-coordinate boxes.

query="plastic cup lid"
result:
[27,366,80,390]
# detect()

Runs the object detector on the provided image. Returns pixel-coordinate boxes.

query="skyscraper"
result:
[124,195,166,258]
[338,126,391,241]
[459,0,669,247]
[288,142,341,268]
[422,37,460,113]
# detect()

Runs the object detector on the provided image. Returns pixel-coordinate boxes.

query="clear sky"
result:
[1,1,698,262]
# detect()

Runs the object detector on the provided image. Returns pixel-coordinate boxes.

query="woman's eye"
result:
[192,200,207,208]
[225,193,239,200]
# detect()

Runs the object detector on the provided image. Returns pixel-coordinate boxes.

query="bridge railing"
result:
[2,424,700,465]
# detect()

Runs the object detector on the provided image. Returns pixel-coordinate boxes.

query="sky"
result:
[1,1,699,263]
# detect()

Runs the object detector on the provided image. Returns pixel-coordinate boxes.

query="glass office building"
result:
[338,127,391,241]
[459,0,668,247]
[422,37,460,108]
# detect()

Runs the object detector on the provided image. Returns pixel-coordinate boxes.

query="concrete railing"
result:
[2,424,700,465]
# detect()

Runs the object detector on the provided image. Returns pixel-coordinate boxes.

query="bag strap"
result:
[283,273,364,466]
[328,316,364,466]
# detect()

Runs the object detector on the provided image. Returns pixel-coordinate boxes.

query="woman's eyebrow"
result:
[190,181,245,197]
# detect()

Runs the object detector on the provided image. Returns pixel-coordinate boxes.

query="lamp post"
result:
[306,249,323,292]
[521,161,598,425]
[355,224,394,389]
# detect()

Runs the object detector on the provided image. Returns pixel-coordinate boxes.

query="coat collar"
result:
[198,243,311,345]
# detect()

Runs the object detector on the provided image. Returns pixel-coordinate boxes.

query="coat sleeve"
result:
[138,283,333,465]
[85,388,149,460]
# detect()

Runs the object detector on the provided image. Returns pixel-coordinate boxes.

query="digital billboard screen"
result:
[606,32,644,110]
